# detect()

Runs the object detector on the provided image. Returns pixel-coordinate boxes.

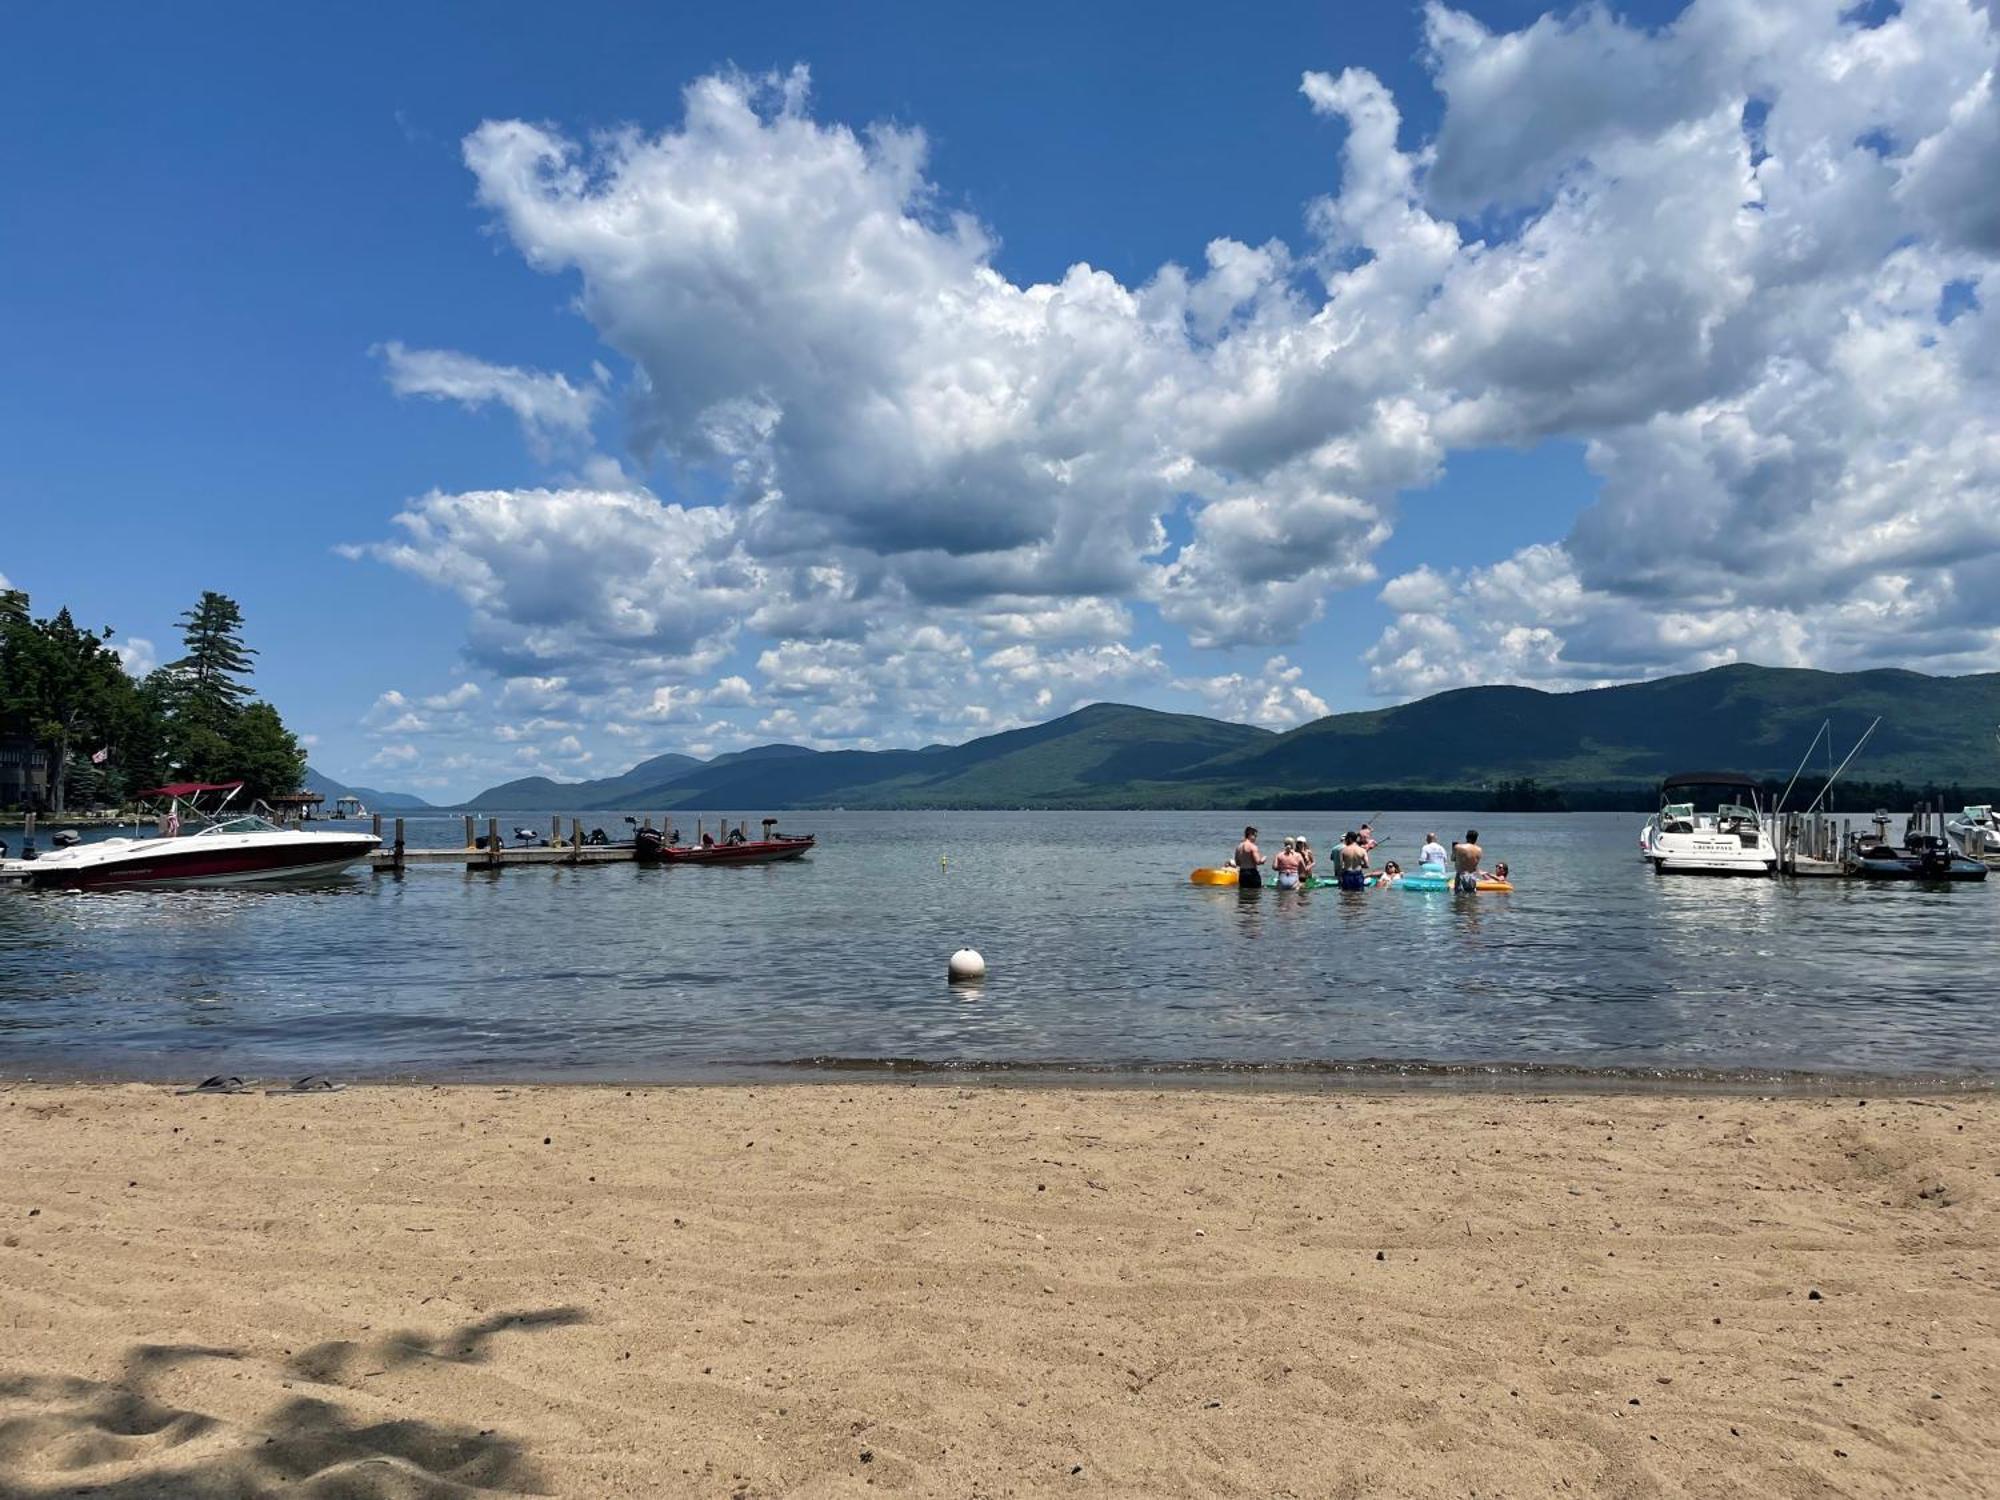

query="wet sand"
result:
[0,1082,1994,1497]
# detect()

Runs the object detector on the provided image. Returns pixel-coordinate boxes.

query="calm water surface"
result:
[1,811,1995,1084]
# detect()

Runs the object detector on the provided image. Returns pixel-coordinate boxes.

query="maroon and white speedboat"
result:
[3,782,378,890]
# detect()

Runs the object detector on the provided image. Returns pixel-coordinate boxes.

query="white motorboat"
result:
[1945,805,2000,869]
[0,782,378,890]
[1639,771,1778,876]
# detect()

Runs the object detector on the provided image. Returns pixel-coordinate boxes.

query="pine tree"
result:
[167,591,257,726]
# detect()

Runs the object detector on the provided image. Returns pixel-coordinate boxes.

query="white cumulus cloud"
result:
[378,342,603,456]
[355,1,2000,758]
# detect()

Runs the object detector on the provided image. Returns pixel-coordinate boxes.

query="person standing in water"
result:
[1295,837,1316,882]
[1452,829,1484,892]
[1358,822,1378,850]
[1234,826,1266,889]
[1273,837,1303,890]
[1419,831,1448,868]
[1336,830,1372,890]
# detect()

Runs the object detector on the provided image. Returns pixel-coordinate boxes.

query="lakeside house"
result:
[0,733,50,811]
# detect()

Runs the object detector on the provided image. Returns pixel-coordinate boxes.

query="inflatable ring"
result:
[1190,867,1239,886]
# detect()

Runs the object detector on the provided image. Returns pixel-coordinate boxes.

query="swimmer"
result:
[1272,837,1303,890]
[1336,830,1372,890]
[1234,826,1266,889]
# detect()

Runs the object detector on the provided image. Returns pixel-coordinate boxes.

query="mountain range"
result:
[439,663,2000,812]
[301,766,434,811]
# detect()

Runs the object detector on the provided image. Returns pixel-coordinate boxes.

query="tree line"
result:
[0,588,304,812]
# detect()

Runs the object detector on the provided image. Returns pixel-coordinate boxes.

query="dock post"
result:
[393,817,405,871]
[551,815,561,846]
[22,811,34,857]
[372,812,383,841]
[464,815,475,849]
[488,817,501,868]
[643,815,653,831]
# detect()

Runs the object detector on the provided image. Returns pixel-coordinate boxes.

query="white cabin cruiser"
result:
[1945,805,2000,869]
[0,782,378,890]
[1639,772,1778,876]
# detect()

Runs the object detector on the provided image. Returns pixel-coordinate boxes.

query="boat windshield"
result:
[194,815,282,836]
[1661,783,1763,820]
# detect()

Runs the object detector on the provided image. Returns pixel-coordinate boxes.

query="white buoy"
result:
[948,947,986,983]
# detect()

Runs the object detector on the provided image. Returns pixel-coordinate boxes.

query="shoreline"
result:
[3,1080,1995,1496]
[5,1055,1997,1097]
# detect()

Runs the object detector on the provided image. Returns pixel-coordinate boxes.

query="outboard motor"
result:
[634,825,665,863]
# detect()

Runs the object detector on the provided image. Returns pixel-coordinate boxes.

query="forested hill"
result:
[1180,664,2000,803]
[455,704,1272,810]
[450,665,2000,811]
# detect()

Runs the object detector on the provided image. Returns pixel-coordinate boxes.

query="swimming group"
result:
[1220,824,1511,892]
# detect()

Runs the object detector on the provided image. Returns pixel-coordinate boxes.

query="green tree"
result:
[228,701,306,803]
[0,603,144,812]
[166,591,256,728]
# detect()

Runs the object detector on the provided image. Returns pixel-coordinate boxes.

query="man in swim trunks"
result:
[1452,829,1483,892]
[1336,831,1371,889]
[1234,826,1265,889]
[1273,838,1302,889]
[1419,831,1448,868]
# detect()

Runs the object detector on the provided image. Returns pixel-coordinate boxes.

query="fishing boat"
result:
[635,821,815,865]
[0,782,378,889]
[1639,772,1778,875]
[1945,805,2000,869]
[1848,815,1988,881]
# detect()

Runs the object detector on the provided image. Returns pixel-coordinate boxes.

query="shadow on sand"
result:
[0,1308,588,1498]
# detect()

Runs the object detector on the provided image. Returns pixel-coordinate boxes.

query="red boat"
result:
[636,827,815,865]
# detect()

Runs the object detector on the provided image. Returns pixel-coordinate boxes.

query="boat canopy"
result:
[1661,771,1760,790]
[134,781,245,798]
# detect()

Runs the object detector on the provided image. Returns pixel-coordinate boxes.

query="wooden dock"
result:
[364,813,768,871]
[367,814,645,871]
[1777,811,1851,876]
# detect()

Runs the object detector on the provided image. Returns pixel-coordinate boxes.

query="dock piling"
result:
[488,818,501,868]
[392,817,405,871]
[464,815,476,849]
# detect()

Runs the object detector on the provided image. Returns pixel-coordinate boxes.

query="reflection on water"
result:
[1,810,1996,1082]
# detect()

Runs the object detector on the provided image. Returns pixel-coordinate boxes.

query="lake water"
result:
[1,810,1995,1086]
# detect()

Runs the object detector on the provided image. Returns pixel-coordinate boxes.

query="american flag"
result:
[89,746,109,765]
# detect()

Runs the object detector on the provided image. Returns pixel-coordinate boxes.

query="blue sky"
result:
[3,1,1994,798]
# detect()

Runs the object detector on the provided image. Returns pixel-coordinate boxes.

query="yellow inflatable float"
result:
[1475,879,1514,892]
[1189,866,1239,886]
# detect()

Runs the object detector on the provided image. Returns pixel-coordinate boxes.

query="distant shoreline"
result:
[5,1056,1992,1096]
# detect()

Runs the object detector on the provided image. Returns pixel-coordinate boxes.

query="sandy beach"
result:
[0,1082,1994,1498]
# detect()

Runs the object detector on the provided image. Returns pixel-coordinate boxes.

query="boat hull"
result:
[644,836,815,866]
[1646,853,1777,876]
[7,834,379,889]
[1849,855,1988,882]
